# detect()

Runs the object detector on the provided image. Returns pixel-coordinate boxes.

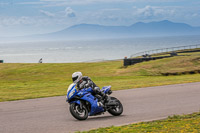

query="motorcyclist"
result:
[72,72,105,106]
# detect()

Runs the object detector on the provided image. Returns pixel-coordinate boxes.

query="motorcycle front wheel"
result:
[107,97,123,116]
[69,103,88,120]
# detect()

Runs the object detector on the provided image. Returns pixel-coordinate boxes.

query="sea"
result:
[0,35,200,63]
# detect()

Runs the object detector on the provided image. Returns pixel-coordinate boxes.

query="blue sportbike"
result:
[66,83,123,120]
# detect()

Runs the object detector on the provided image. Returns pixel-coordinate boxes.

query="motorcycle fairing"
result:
[84,93,104,115]
[70,92,104,116]
[101,86,111,94]
[67,84,77,101]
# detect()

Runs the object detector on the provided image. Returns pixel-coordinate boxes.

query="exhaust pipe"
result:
[105,102,118,106]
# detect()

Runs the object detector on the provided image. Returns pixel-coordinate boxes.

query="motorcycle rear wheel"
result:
[69,103,88,120]
[107,97,123,116]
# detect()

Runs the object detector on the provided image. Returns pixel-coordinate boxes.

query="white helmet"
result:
[72,72,82,83]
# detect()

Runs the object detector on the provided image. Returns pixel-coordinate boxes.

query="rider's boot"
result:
[95,94,104,107]
[94,87,106,107]
[97,101,104,107]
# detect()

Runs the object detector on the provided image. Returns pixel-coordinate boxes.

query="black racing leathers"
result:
[77,76,105,99]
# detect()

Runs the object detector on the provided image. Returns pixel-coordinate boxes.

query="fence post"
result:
[123,56,129,66]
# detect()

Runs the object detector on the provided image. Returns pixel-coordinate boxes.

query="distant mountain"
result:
[46,20,200,39]
[1,20,200,42]
[129,20,199,36]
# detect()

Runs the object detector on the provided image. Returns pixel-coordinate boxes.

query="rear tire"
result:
[107,97,123,116]
[69,103,88,120]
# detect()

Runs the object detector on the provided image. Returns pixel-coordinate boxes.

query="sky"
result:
[0,0,200,37]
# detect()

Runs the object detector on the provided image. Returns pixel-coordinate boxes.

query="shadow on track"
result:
[71,115,126,122]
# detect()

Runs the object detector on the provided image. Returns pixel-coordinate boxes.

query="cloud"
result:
[0,2,9,6]
[15,0,199,7]
[38,0,192,7]
[132,5,176,20]
[40,0,189,4]
[0,16,35,26]
[0,16,61,27]
[18,2,45,5]
[40,10,55,17]
[65,7,76,17]
[192,13,199,17]
[1,0,200,36]
[82,5,183,26]
[137,6,155,18]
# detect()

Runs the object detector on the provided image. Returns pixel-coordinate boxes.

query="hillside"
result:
[0,51,200,102]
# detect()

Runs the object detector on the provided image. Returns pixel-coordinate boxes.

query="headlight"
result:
[68,89,75,98]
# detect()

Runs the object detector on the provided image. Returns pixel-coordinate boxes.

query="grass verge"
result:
[77,112,200,133]
[0,51,200,102]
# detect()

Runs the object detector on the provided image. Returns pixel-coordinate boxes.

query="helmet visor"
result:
[72,76,78,82]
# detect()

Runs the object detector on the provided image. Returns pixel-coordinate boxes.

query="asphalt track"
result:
[1,82,200,133]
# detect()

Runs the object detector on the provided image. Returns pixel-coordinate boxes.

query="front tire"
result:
[108,97,123,116]
[69,103,88,120]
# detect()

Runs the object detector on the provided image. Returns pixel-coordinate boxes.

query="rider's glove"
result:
[94,87,101,93]
[84,84,89,88]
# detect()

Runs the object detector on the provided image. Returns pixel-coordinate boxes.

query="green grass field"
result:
[0,51,200,102]
[77,112,200,133]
